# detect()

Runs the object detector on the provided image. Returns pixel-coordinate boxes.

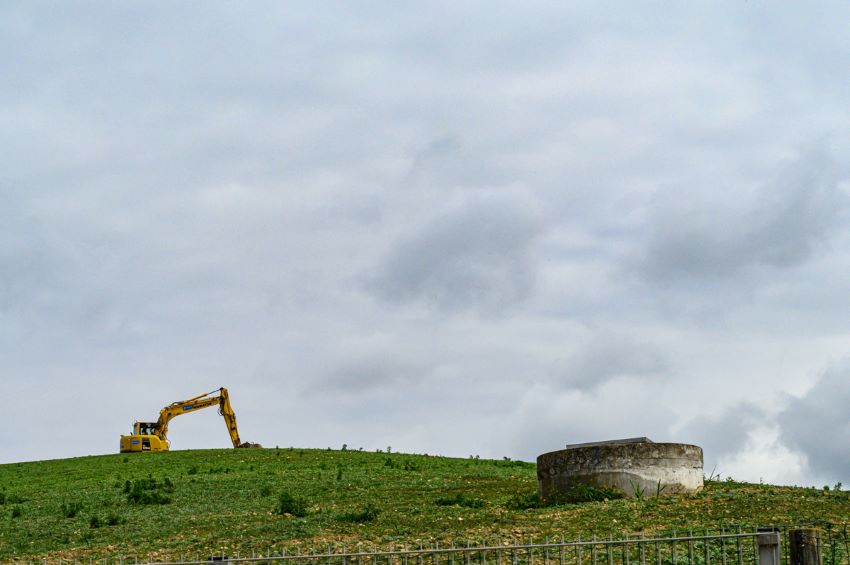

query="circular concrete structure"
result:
[537,440,703,501]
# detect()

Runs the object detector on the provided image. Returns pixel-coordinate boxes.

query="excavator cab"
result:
[136,422,157,436]
[120,421,169,453]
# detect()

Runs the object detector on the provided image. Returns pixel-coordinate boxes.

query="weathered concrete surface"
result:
[537,442,703,500]
[565,437,652,449]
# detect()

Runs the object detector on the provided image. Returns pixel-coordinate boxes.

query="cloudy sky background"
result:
[2,2,849,487]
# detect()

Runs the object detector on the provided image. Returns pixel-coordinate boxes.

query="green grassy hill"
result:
[0,448,847,562]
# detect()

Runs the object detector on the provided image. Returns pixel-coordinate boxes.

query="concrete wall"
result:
[537,442,703,500]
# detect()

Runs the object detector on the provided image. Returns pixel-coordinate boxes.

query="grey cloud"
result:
[677,403,767,472]
[556,332,668,391]
[312,339,435,395]
[779,363,850,481]
[365,197,541,313]
[638,146,843,282]
[405,134,464,188]
[0,206,51,312]
[747,147,843,266]
[0,200,104,336]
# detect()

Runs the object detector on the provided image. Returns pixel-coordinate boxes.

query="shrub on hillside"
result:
[505,483,623,510]
[106,513,123,526]
[276,491,308,517]
[2,493,25,505]
[434,493,485,508]
[125,477,174,505]
[339,503,381,523]
[556,483,624,503]
[60,501,84,518]
[506,490,542,510]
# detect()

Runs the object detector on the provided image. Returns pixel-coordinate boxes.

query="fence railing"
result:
[10,524,849,565]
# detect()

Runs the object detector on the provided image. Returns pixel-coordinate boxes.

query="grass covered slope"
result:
[1,448,848,562]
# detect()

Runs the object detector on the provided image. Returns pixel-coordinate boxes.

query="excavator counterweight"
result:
[119,387,261,453]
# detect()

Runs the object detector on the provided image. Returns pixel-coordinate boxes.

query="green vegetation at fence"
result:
[0,448,847,563]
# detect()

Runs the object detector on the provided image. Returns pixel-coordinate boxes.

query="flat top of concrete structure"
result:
[565,437,653,449]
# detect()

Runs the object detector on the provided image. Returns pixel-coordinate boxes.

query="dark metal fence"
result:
[12,524,849,565]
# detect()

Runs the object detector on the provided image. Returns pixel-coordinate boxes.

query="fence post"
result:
[757,529,781,565]
[789,529,822,565]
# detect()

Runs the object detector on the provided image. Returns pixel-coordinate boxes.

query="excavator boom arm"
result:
[154,387,242,448]
[218,388,242,448]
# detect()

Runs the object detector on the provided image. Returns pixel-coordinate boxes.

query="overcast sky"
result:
[2,2,849,487]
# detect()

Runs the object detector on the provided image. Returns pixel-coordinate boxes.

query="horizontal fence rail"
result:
[9,524,848,565]
[143,533,764,565]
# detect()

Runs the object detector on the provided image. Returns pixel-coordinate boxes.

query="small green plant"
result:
[559,483,623,503]
[125,477,174,505]
[434,493,485,508]
[506,490,542,510]
[336,467,343,481]
[276,491,308,517]
[60,501,84,518]
[89,515,101,528]
[259,485,272,497]
[128,489,171,505]
[10,506,22,519]
[106,514,123,526]
[187,466,199,475]
[339,502,381,523]
[513,483,624,509]
[630,481,646,501]
[655,480,667,498]
[0,492,5,505]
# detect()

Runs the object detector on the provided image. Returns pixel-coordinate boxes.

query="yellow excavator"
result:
[119,387,261,453]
